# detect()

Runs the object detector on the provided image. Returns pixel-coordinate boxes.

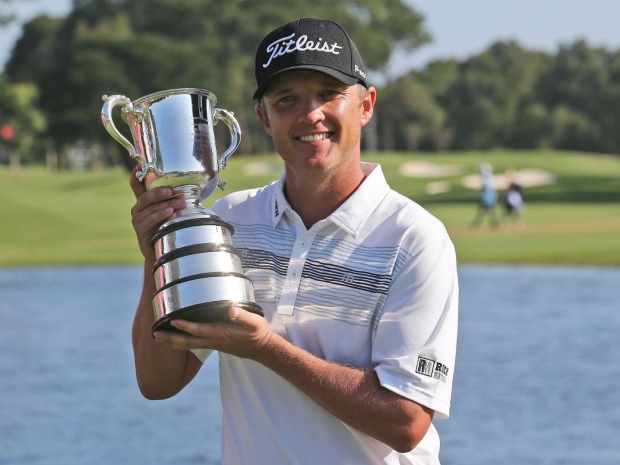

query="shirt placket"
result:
[277,213,317,315]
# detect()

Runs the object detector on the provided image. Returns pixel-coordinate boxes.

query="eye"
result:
[278,95,296,103]
[320,88,346,102]
[322,89,340,97]
[271,94,298,108]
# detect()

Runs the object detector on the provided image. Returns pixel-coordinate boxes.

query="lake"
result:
[1,265,619,465]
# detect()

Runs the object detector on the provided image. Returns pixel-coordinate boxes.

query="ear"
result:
[360,86,377,128]
[255,102,272,136]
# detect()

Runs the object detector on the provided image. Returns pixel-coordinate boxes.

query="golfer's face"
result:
[257,70,373,176]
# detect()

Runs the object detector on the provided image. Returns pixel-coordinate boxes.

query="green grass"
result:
[1,149,619,266]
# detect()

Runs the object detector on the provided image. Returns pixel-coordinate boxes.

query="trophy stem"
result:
[175,185,202,206]
[167,184,218,222]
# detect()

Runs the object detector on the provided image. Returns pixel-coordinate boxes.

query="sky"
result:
[2,0,620,76]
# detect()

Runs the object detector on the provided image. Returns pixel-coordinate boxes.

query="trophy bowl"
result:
[101,88,263,333]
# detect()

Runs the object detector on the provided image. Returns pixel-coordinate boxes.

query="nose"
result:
[297,95,325,125]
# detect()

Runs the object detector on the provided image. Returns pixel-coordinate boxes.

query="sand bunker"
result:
[399,161,556,195]
[399,161,465,178]
[424,181,453,195]
[243,161,283,176]
[461,169,557,190]
[244,160,556,195]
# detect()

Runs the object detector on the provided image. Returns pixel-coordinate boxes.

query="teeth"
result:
[299,133,329,142]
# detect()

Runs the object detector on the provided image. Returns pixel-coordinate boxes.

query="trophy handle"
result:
[101,94,146,167]
[213,108,241,173]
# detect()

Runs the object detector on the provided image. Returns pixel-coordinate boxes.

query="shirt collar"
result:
[329,162,390,237]
[270,162,390,236]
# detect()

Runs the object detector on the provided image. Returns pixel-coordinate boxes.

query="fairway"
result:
[1,149,619,266]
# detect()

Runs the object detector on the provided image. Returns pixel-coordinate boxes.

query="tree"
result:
[376,74,450,151]
[549,105,601,152]
[536,41,619,153]
[440,41,551,150]
[0,0,16,26]
[417,59,459,94]
[4,15,62,83]
[4,0,430,159]
[0,78,47,166]
[509,102,554,148]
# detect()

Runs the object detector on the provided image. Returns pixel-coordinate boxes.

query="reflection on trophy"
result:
[101,88,263,333]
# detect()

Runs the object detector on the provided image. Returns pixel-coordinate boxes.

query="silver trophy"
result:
[101,88,263,333]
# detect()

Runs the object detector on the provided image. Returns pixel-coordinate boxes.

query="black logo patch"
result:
[415,357,449,383]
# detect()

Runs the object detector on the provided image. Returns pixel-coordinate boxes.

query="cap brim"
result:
[253,65,363,100]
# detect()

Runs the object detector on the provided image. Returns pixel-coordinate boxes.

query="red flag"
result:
[0,125,14,140]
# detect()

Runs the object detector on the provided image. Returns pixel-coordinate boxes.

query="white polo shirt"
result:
[193,162,459,464]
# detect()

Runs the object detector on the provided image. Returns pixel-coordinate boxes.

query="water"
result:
[0,267,222,465]
[1,265,619,465]
[436,265,620,465]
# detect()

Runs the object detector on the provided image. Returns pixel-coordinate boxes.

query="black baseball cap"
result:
[253,18,368,100]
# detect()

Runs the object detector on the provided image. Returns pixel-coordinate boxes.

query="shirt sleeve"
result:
[372,237,459,419]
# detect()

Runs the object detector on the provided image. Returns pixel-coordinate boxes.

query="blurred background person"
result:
[502,169,525,228]
[471,163,499,229]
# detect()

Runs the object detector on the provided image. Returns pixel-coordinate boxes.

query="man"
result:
[130,17,458,464]
[471,163,499,228]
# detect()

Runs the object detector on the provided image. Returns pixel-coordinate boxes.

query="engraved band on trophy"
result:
[101,88,263,333]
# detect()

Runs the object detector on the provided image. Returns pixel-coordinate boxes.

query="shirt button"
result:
[299,240,306,247]
[292,271,298,277]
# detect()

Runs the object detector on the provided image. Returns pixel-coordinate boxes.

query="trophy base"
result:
[151,300,264,334]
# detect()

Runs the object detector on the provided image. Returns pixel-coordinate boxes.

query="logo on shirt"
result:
[415,357,449,383]
[341,272,355,284]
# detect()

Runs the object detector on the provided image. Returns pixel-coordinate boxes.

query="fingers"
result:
[131,186,183,225]
[129,165,146,200]
[154,308,270,356]
[129,165,186,260]
[130,165,186,217]
[153,319,233,351]
[131,189,185,260]
[169,319,222,338]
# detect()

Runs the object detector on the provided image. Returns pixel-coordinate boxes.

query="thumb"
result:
[129,165,146,199]
[229,306,241,321]
[228,306,263,330]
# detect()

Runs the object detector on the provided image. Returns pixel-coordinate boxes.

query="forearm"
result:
[156,310,434,451]
[255,332,433,453]
[132,261,200,399]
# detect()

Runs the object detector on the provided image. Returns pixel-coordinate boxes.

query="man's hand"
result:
[129,166,186,263]
[154,306,432,452]
[152,307,275,359]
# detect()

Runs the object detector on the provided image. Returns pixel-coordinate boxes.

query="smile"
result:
[298,133,332,142]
